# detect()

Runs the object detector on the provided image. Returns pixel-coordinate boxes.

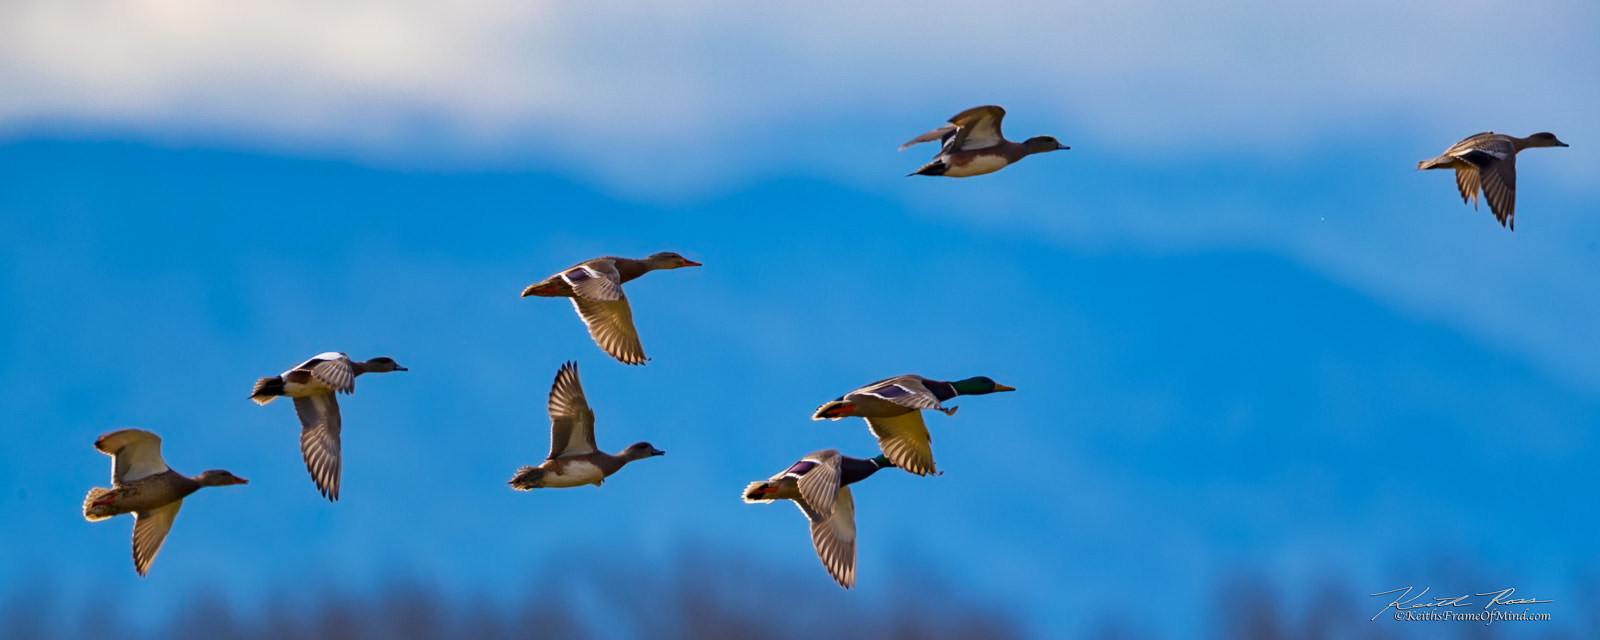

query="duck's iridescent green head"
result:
[951,376,1016,396]
[871,454,895,468]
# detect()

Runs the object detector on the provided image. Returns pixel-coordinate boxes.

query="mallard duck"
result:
[82,429,248,576]
[520,252,702,365]
[743,449,894,589]
[250,352,407,501]
[1417,131,1568,230]
[813,374,1015,476]
[508,361,664,490]
[901,105,1069,177]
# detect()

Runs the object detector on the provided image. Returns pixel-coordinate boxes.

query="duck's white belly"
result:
[945,155,1010,177]
[543,460,605,488]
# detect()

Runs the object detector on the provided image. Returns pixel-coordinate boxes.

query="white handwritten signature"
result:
[1370,586,1552,621]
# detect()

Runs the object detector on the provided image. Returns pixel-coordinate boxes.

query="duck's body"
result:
[902,105,1069,178]
[1418,131,1568,230]
[521,252,701,366]
[508,361,664,491]
[743,450,894,589]
[813,374,1015,476]
[250,352,407,501]
[82,429,248,576]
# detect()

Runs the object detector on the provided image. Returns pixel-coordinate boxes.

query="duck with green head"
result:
[743,449,895,589]
[812,374,1016,476]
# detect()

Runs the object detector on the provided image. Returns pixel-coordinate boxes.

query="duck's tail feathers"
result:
[250,377,284,405]
[743,481,780,503]
[83,488,117,521]
[508,466,545,491]
[1417,157,1450,171]
[812,401,853,420]
[909,161,948,177]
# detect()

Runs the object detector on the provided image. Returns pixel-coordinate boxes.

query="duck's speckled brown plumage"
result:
[520,252,701,366]
[1418,131,1568,231]
[82,429,247,577]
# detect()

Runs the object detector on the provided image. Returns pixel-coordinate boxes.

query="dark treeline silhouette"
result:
[2,546,1021,640]
[8,550,1593,639]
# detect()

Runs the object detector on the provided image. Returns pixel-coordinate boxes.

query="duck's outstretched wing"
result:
[809,486,857,589]
[546,361,598,459]
[96,429,169,484]
[865,411,938,476]
[132,500,182,577]
[572,296,647,365]
[294,394,343,501]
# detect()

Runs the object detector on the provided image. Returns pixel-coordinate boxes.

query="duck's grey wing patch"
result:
[546,361,598,459]
[306,356,356,394]
[809,486,857,589]
[793,450,842,523]
[865,411,937,476]
[132,500,182,577]
[571,295,647,365]
[294,394,343,501]
[859,377,944,412]
[563,260,625,302]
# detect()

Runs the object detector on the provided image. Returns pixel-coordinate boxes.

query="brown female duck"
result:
[1418,131,1568,230]
[521,252,701,365]
[82,429,248,576]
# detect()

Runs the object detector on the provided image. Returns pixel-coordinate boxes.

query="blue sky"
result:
[3,1,1599,638]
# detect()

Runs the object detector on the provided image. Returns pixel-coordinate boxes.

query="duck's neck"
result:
[615,259,654,283]
[841,455,895,485]
[924,379,959,401]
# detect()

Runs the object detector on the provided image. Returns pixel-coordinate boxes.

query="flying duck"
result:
[82,429,248,576]
[902,105,1069,177]
[743,449,894,589]
[250,352,408,501]
[1417,131,1568,230]
[521,252,702,365]
[508,361,665,490]
[814,374,1015,476]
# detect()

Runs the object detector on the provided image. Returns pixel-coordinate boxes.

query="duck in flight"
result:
[814,374,1015,476]
[743,449,895,589]
[82,429,248,576]
[902,105,1069,177]
[1417,131,1568,230]
[250,352,408,501]
[521,252,702,365]
[509,361,665,490]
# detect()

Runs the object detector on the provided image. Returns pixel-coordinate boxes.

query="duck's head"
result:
[951,376,1017,396]
[363,356,408,373]
[645,252,703,270]
[1023,136,1070,154]
[195,470,249,487]
[1525,132,1569,148]
[622,442,667,460]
